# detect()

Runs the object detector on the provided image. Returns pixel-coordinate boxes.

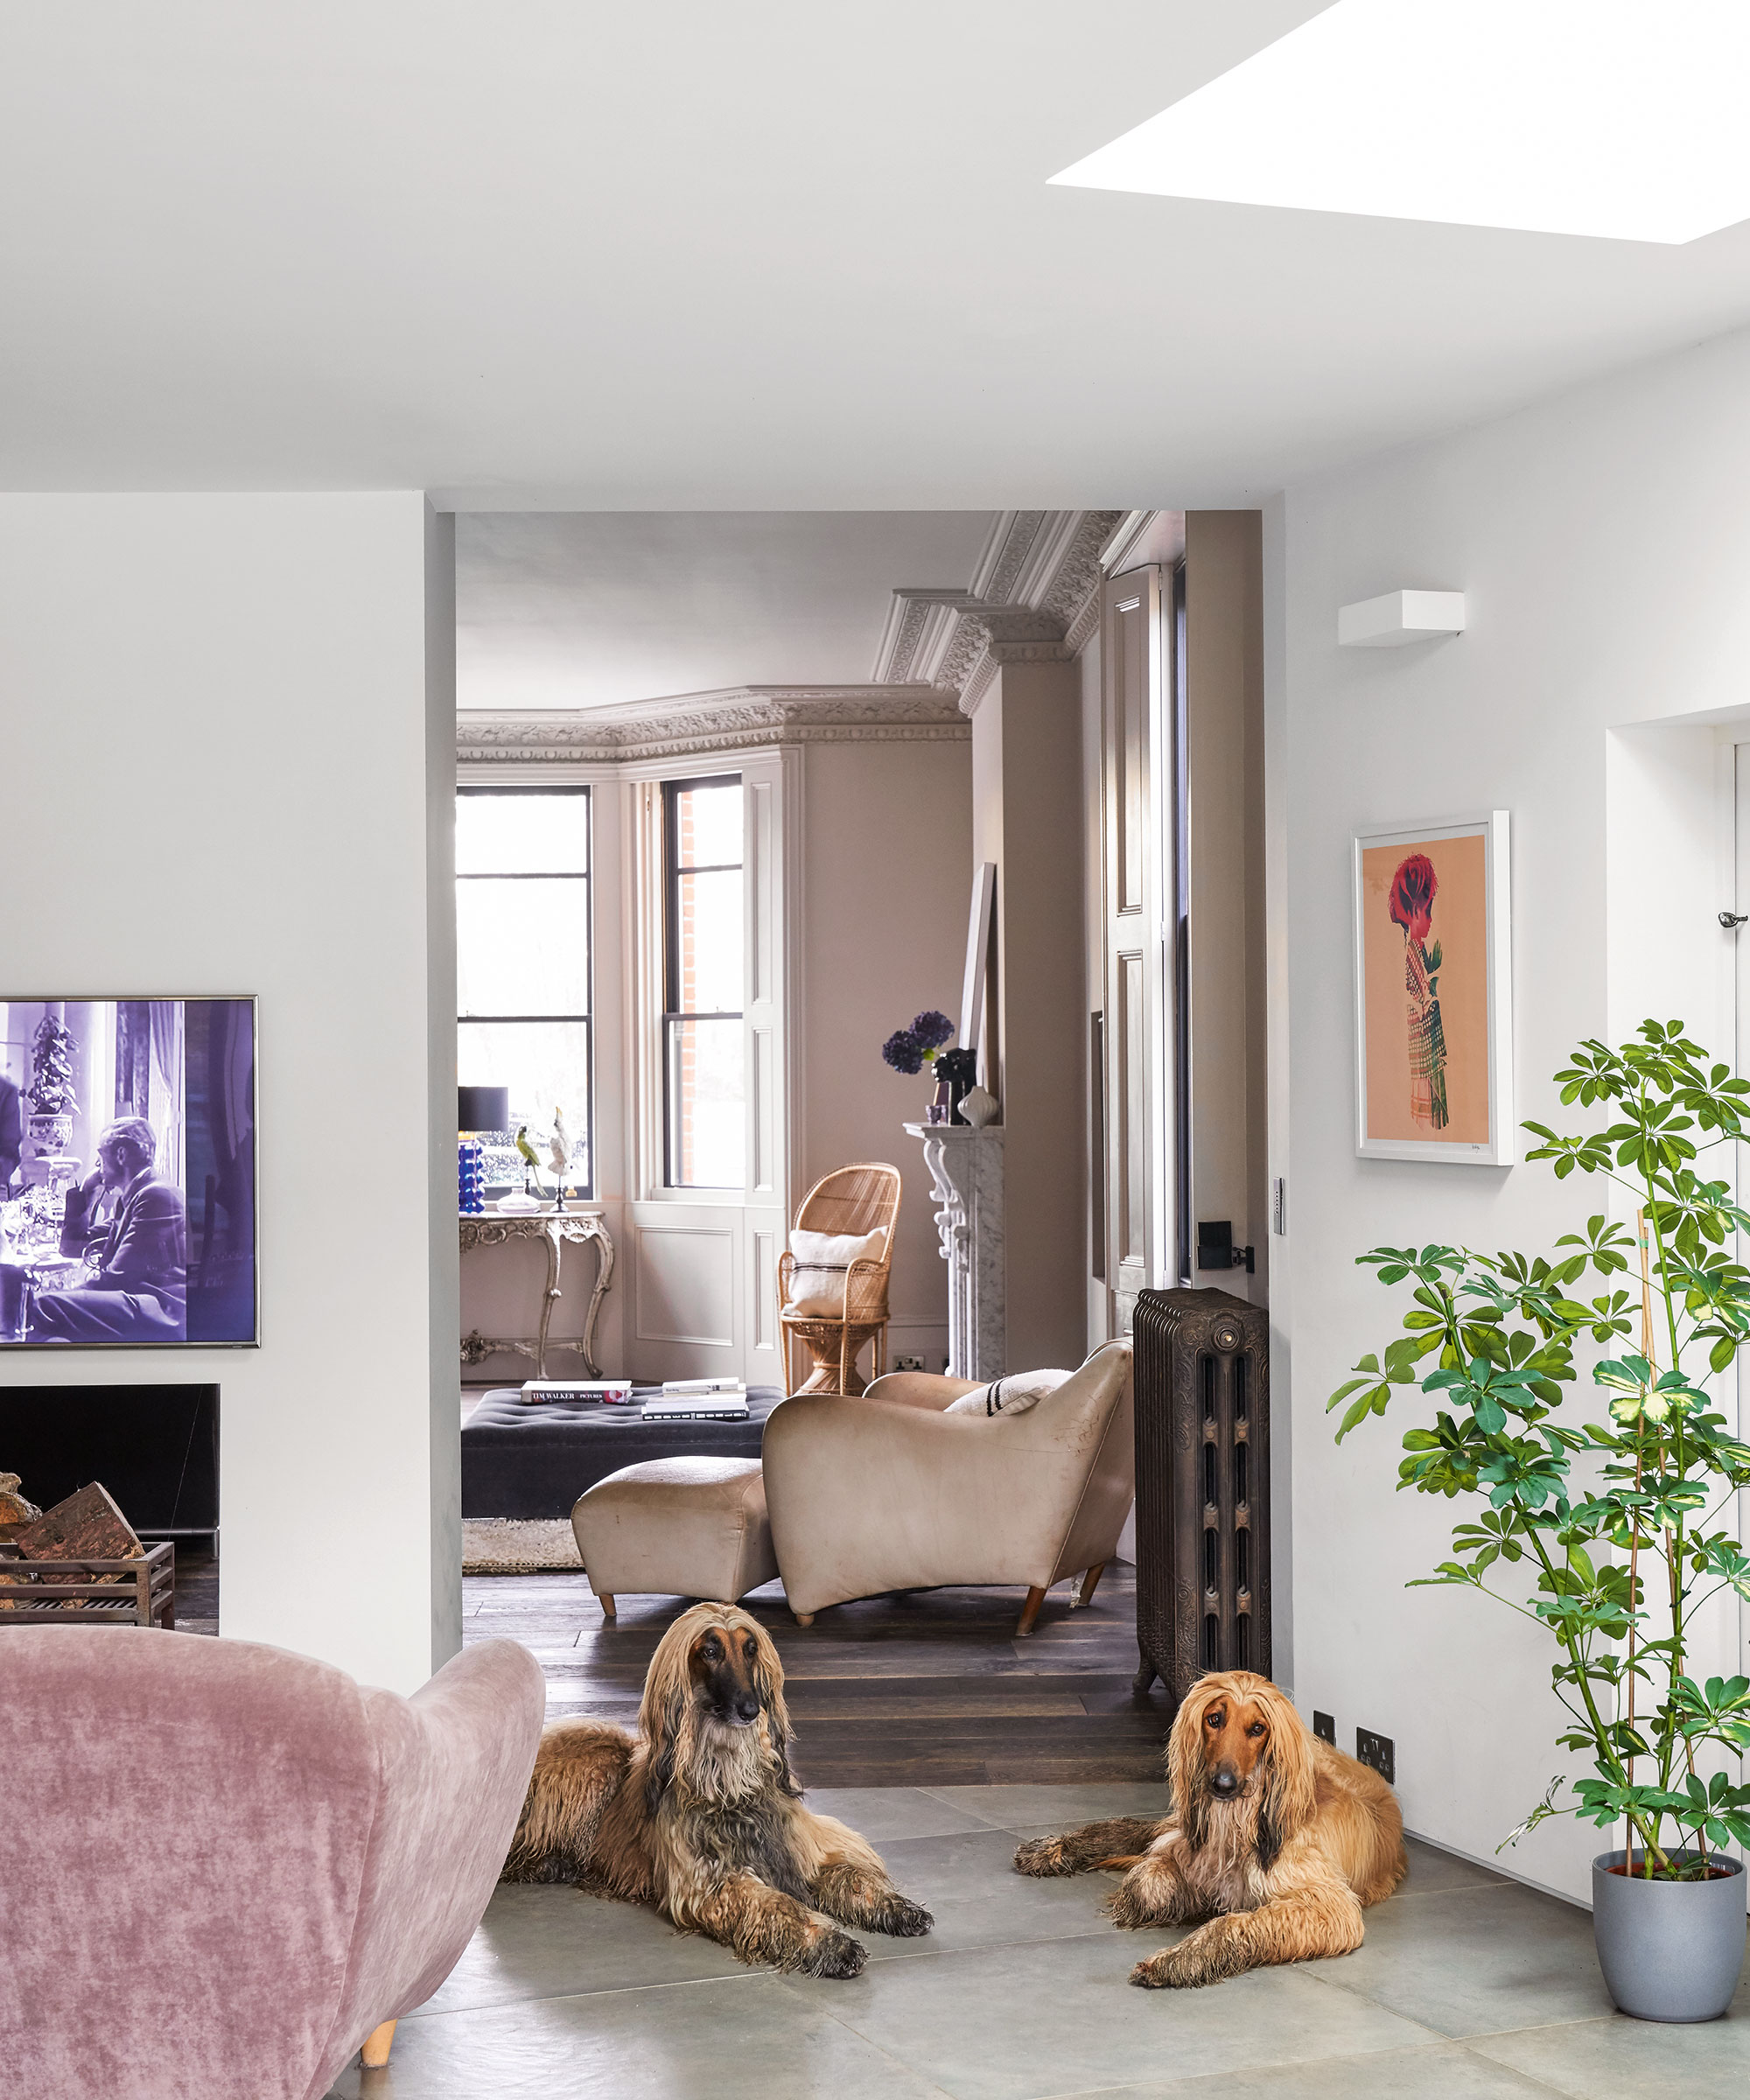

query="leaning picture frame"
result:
[1352,812,1513,1166]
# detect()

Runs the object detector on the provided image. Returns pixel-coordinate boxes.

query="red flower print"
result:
[1389,854,1438,945]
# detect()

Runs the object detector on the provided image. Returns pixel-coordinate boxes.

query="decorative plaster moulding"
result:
[1337,590,1466,649]
[457,684,969,769]
[872,509,1122,714]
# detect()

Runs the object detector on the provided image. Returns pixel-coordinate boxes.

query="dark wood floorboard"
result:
[463,1563,1173,1784]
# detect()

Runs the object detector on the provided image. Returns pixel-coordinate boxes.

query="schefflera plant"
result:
[1329,1022,1750,1879]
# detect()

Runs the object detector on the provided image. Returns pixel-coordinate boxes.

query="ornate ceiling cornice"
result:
[458,684,970,767]
[871,508,1123,714]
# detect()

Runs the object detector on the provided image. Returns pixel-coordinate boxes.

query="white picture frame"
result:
[960,861,996,1058]
[1353,810,1513,1166]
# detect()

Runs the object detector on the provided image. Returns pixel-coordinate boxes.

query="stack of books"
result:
[640,1378,749,1421]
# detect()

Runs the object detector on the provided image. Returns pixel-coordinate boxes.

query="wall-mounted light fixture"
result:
[1337,590,1466,648]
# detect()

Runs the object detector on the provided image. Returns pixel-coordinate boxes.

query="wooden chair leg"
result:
[1075,1563,1107,1609]
[598,1592,616,1620]
[1016,1585,1047,1637]
[361,2020,397,2068]
[793,1609,815,1627]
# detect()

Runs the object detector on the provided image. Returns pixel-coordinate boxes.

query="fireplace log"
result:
[18,1481,143,1564]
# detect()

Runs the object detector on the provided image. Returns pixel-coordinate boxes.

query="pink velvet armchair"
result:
[1,1624,544,2100]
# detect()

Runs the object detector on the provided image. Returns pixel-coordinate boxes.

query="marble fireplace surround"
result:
[904,1122,1004,1380]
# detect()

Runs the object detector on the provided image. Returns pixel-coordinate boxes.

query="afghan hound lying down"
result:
[502,1601,932,1978]
[1015,1670,1404,1988]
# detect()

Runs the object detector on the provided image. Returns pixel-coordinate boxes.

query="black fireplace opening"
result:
[0,1383,219,1633]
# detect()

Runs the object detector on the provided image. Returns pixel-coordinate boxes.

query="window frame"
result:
[661,772,744,1191]
[456,782,596,1200]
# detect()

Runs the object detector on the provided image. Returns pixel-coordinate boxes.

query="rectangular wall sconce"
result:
[1337,589,1466,648]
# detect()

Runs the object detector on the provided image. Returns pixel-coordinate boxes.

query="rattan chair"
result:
[777,1162,901,1396]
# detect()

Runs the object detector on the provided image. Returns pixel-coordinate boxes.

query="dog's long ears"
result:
[753,1633,802,1797]
[643,1691,685,1816]
[1256,1692,1317,1863]
[1166,1690,1211,1854]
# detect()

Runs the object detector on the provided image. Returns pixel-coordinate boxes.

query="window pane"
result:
[666,1018,744,1189]
[674,780,742,868]
[457,792,590,875]
[675,867,742,1014]
[458,877,589,1016]
[458,1019,591,1191]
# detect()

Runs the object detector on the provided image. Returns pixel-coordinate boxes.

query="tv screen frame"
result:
[0,996,259,1349]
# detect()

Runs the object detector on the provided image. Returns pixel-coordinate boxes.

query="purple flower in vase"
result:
[910,1011,955,1054]
[882,1028,925,1074]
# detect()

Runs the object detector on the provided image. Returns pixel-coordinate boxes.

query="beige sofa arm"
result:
[762,1348,1131,1617]
[862,1371,984,1412]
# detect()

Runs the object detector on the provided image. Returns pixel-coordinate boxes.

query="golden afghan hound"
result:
[502,1601,932,1977]
[1014,1670,1404,1988]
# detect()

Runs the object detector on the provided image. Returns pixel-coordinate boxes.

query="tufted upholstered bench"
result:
[570,1456,780,1619]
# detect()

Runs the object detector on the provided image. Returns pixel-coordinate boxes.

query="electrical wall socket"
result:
[1312,1711,1335,1745]
[894,1355,925,1374]
[1355,1728,1395,1784]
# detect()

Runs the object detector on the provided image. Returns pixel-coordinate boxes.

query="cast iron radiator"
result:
[1131,1287,1270,1707]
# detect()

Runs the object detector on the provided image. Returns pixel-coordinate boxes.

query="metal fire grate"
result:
[1131,1287,1270,1708]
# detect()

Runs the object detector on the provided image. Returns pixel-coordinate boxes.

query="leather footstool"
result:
[570,1457,778,1620]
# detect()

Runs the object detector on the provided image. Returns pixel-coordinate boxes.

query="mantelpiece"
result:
[903,1122,1004,1381]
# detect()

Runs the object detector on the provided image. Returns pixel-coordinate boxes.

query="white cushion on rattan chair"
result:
[570,1457,778,1604]
[783,1226,887,1318]
[942,1368,1075,1418]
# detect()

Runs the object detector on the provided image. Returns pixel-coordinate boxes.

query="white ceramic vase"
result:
[960,1085,999,1128]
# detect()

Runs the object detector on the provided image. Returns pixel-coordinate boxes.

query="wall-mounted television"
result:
[0,998,257,1348]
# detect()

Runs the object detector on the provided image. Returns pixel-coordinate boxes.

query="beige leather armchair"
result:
[761,1341,1133,1636]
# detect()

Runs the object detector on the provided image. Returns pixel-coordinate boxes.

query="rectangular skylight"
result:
[1051,0,1750,244]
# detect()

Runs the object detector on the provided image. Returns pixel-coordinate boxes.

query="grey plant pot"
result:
[1592,1851,1746,2022]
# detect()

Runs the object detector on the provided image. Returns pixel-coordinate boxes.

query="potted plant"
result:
[1330,1020,1750,2021]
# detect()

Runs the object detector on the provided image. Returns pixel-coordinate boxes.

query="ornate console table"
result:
[903,1122,1004,1381]
[458,1209,615,1380]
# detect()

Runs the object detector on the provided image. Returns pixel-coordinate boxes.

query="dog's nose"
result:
[1209,1768,1241,1798]
[735,1695,761,1724]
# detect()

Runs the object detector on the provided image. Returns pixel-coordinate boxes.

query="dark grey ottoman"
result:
[461,1385,786,1518]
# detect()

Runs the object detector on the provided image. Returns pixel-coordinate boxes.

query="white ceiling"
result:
[6,4,1750,506]
[458,511,995,710]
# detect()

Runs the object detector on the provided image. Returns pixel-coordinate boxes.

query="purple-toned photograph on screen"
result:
[0,998,257,1348]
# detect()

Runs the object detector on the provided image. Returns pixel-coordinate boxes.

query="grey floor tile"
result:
[1473,1987,1750,2100]
[327,1974,951,2100]
[1044,2039,1563,2098]
[1395,1835,1512,1900]
[1304,1881,1614,2039]
[925,1781,1170,1830]
[414,1882,756,2013]
[867,1827,1123,1955]
[808,1786,998,1842]
[785,1929,1437,2100]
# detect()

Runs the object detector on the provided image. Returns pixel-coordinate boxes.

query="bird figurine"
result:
[547,1107,571,1210]
[514,1124,542,1198]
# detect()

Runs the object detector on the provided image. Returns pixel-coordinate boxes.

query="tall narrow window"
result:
[663,775,744,1188]
[456,787,592,1197]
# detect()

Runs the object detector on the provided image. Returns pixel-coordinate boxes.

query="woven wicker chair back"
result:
[794,1162,902,1255]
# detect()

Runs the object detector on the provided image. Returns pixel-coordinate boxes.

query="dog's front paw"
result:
[805,1928,868,1978]
[874,1895,933,1938]
[1107,1875,1171,1930]
[1130,1949,1205,1991]
[1013,1837,1073,1878]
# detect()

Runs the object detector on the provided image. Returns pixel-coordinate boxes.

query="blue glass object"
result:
[458,1137,486,1214]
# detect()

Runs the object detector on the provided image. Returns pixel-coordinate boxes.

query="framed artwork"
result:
[1353,813,1513,1166]
[959,861,997,1060]
[0,997,259,1346]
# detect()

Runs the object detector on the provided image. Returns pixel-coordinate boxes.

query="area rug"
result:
[462,1517,584,1575]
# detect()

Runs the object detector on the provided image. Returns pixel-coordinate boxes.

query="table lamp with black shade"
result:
[458,1086,510,1214]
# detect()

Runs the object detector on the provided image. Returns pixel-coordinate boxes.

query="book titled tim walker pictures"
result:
[1,998,259,1348]
[520,1379,634,1405]
[641,1379,749,1420]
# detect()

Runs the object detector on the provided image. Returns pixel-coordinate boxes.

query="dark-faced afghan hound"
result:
[501,1601,932,1977]
[1014,1670,1404,1988]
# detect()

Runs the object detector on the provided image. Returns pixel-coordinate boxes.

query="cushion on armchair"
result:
[783,1226,887,1318]
[942,1368,1075,1418]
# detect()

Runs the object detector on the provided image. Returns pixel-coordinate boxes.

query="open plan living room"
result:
[7,8,1750,2099]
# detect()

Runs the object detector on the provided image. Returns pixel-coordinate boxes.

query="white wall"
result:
[0,494,457,1694]
[1275,324,1750,1904]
